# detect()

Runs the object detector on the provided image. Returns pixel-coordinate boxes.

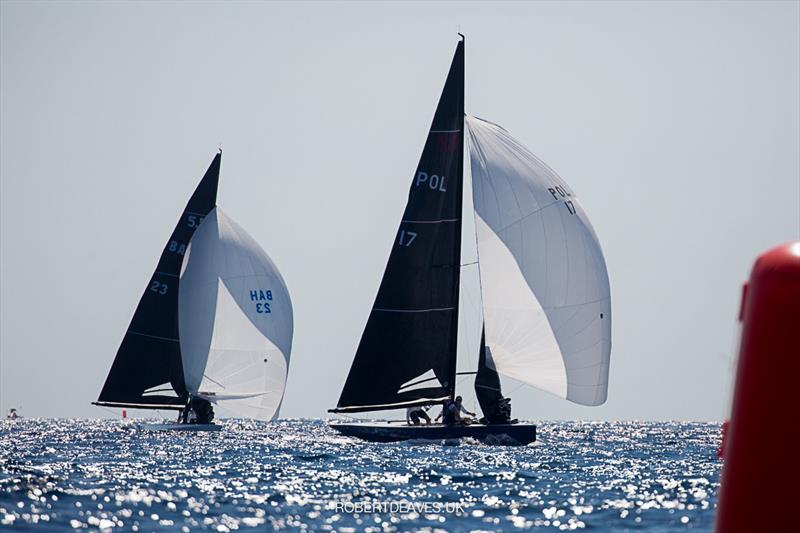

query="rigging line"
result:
[208,361,267,384]
[201,374,226,389]
[508,380,528,396]
[460,261,478,267]
[464,126,487,330]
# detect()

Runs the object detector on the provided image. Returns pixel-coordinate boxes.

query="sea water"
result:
[1,420,721,532]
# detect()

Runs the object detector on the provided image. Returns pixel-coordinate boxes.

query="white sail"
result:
[466,115,611,406]
[178,207,293,420]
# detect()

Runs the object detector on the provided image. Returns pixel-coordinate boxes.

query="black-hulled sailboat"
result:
[94,153,294,430]
[329,37,612,445]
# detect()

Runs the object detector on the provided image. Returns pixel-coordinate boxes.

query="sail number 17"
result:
[548,186,577,216]
[398,230,417,247]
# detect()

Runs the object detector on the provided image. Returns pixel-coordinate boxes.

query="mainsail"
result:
[466,116,612,406]
[178,208,293,421]
[333,40,465,413]
[95,154,220,410]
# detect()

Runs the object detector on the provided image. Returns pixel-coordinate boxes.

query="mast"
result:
[332,39,465,414]
[94,153,221,411]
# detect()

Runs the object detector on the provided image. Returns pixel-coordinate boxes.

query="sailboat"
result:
[94,152,293,430]
[329,37,611,445]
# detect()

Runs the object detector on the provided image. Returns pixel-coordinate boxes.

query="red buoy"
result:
[716,242,800,532]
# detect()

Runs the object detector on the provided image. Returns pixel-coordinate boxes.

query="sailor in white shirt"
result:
[406,405,432,425]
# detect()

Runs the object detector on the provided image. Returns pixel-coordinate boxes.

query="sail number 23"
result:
[250,290,273,314]
[149,280,168,295]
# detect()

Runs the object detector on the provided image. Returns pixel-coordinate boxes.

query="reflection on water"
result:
[0,419,720,531]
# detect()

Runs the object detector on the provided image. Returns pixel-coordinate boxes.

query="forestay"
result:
[178,208,293,420]
[466,116,611,406]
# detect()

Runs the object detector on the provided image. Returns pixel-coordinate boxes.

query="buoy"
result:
[716,242,800,532]
[122,409,127,419]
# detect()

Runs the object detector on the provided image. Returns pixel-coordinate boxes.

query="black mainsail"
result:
[95,153,221,410]
[333,40,465,413]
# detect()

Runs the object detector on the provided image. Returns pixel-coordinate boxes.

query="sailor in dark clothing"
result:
[181,397,215,424]
[406,405,432,425]
[435,396,476,426]
[180,402,191,424]
[479,397,514,425]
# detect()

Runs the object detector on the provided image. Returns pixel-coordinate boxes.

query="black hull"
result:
[330,422,536,445]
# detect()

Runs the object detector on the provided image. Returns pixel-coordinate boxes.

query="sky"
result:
[1,1,798,422]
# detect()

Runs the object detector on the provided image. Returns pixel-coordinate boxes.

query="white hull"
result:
[134,422,222,432]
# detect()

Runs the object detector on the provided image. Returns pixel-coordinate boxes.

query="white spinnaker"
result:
[466,115,611,406]
[178,207,293,420]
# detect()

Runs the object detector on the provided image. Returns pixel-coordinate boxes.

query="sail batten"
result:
[335,41,465,413]
[466,115,612,406]
[96,154,221,409]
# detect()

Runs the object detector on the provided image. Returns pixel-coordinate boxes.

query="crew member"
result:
[435,396,476,426]
[406,405,432,426]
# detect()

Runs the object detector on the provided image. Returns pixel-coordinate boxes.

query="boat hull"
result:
[330,422,536,445]
[134,422,222,432]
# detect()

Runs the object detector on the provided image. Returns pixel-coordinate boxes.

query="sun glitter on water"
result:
[0,419,720,532]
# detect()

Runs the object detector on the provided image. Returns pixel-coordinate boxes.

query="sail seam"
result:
[543,296,610,311]
[373,306,456,313]
[155,271,179,278]
[402,218,459,224]
[430,129,461,133]
[127,331,179,343]
[567,360,610,373]
[332,396,450,412]
[552,307,603,338]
